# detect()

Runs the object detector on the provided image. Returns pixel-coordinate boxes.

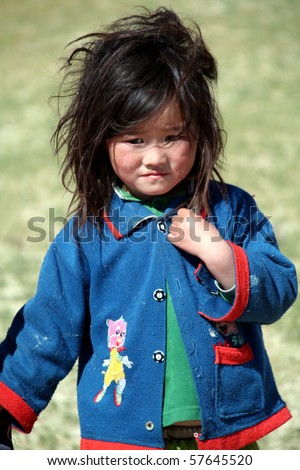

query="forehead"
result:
[130,100,184,132]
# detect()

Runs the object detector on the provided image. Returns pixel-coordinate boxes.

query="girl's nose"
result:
[143,145,167,167]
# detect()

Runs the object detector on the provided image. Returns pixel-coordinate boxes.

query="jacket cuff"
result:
[194,242,250,322]
[0,382,37,433]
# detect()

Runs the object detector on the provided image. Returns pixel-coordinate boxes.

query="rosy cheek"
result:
[112,148,136,173]
[119,158,134,172]
[115,156,138,180]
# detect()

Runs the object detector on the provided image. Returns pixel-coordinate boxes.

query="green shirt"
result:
[163,284,200,426]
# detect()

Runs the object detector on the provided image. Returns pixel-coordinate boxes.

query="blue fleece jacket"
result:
[0,182,297,449]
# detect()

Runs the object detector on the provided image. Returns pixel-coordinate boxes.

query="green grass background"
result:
[0,0,299,450]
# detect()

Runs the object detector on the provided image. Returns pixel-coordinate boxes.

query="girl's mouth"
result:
[142,172,168,179]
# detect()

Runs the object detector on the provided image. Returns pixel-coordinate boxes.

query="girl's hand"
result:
[167,208,235,290]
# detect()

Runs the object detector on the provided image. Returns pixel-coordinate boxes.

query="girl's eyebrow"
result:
[162,124,184,131]
[124,124,184,134]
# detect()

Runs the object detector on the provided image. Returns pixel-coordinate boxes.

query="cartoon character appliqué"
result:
[215,321,245,347]
[94,316,133,407]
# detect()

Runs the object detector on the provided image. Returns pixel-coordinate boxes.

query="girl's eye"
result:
[165,135,178,142]
[128,138,144,144]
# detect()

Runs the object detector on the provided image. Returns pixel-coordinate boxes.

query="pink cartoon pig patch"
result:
[94,316,133,407]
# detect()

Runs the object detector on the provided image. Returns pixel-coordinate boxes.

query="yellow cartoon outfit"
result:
[103,348,125,387]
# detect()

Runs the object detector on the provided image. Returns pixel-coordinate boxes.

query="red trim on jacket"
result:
[103,211,123,240]
[196,406,291,450]
[0,382,37,433]
[214,343,254,365]
[199,242,250,322]
[81,439,160,450]
[81,407,291,450]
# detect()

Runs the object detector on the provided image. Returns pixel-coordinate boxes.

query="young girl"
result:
[0,7,297,451]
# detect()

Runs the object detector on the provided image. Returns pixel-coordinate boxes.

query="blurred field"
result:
[0,0,299,450]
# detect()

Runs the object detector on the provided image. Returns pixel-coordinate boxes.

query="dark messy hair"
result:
[52,7,225,226]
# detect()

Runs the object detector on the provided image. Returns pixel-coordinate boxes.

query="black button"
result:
[157,220,167,233]
[153,289,166,302]
[153,350,165,363]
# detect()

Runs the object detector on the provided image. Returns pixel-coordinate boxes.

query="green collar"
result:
[114,184,189,216]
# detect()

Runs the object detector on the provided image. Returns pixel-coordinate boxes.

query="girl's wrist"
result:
[200,240,235,290]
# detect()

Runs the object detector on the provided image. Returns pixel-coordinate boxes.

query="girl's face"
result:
[106,100,197,199]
